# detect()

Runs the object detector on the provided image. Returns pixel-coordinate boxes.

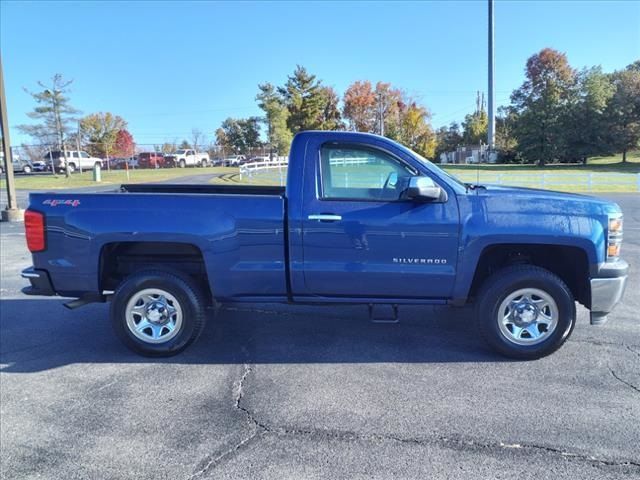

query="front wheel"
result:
[179,159,186,168]
[110,270,208,356]
[475,265,575,360]
[23,165,32,174]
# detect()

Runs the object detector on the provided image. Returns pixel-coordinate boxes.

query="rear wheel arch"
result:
[99,241,214,306]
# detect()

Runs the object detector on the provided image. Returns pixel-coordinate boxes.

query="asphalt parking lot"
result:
[1,193,639,480]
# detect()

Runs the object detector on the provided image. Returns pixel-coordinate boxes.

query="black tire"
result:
[179,159,186,168]
[475,265,575,360]
[67,163,76,173]
[23,165,32,174]
[110,270,207,356]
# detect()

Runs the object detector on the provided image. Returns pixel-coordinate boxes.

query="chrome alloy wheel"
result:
[125,288,183,344]
[497,288,558,346]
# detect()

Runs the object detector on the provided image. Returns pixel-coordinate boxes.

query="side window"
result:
[319,145,413,201]
[72,152,79,158]
[80,152,90,158]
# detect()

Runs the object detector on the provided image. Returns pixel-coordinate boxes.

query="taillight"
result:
[25,210,46,252]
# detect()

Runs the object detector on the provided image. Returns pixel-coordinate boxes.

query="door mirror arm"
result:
[403,176,447,202]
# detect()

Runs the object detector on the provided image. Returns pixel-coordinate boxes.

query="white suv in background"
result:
[44,150,103,173]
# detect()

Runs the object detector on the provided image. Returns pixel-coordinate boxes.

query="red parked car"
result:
[137,152,167,169]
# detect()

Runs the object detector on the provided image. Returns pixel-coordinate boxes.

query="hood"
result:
[473,184,621,216]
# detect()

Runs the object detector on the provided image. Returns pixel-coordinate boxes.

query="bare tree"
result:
[191,128,204,153]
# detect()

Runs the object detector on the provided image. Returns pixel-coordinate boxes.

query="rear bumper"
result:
[590,260,628,325]
[21,267,56,296]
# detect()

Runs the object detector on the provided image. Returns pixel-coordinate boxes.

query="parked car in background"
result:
[247,155,270,165]
[210,157,226,167]
[169,149,210,168]
[224,155,245,166]
[137,152,167,169]
[107,157,137,170]
[31,161,48,172]
[0,157,34,174]
[44,150,103,173]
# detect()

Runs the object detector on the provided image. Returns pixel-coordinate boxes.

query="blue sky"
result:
[1,0,639,147]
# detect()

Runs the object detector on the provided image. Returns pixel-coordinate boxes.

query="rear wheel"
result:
[475,265,575,360]
[67,163,76,173]
[200,159,207,168]
[110,270,207,356]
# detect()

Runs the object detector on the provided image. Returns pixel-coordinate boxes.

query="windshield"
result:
[396,143,467,190]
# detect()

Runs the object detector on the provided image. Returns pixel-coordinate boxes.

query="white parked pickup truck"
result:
[168,149,210,168]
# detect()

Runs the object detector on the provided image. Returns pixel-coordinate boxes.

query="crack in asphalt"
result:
[626,345,640,360]
[609,367,640,394]
[188,350,270,480]
[188,356,640,478]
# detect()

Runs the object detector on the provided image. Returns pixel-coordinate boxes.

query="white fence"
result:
[239,157,288,183]
[452,172,640,192]
[239,165,640,192]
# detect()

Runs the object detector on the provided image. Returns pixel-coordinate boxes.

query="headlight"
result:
[607,215,623,261]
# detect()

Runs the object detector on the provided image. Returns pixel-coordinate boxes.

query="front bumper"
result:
[21,267,56,296]
[590,260,629,325]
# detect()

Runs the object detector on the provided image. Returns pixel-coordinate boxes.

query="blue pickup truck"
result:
[22,131,628,359]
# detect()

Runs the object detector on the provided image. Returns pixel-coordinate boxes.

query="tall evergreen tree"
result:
[278,66,325,133]
[256,83,293,155]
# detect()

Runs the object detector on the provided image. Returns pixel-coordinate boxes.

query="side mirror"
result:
[405,176,447,202]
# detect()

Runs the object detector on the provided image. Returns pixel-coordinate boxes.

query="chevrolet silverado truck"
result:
[21,131,628,359]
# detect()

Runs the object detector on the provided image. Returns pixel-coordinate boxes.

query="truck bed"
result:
[121,183,286,196]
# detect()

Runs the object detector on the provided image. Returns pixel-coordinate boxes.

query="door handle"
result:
[308,214,342,222]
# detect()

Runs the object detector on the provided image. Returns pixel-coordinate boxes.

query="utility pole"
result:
[76,120,82,174]
[0,55,22,222]
[377,91,385,137]
[487,0,495,150]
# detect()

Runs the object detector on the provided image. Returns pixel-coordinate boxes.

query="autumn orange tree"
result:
[113,129,135,158]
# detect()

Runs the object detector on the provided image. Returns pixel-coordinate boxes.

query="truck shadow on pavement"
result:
[0,299,508,373]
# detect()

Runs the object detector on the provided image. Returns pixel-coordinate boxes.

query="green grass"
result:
[1,166,237,190]
[212,152,640,193]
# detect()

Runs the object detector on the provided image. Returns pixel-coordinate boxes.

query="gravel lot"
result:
[1,193,639,479]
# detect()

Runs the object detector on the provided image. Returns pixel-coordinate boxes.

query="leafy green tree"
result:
[215,117,261,153]
[435,122,463,158]
[462,110,488,145]
[256,83,293,155]
[79,112,128,158]
[279,65,325,133]
[511,48,577,165]
[604,64,640,162]
[318,86,344,130]
[565,67,615,163]
[495,107,520,163]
